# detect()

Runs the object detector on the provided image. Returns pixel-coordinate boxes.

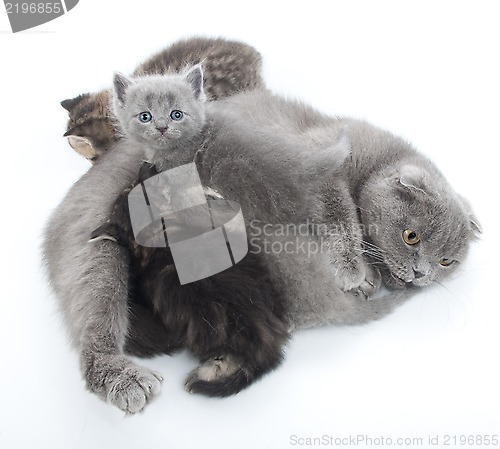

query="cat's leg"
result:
[79,240,163,414]
[184,312,289,397]
[125,301,183,357]
[321,179,381,298]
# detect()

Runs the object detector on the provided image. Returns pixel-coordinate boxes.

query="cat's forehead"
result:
[127,77,194,109]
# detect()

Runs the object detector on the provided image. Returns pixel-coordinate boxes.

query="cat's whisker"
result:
[349,236,387,253]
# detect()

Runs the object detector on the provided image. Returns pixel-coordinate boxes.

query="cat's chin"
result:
[382,270,413,290]
[383,269,433,290]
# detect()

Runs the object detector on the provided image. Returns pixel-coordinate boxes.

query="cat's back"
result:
[134,37,264,100]
[337,117,444,189]
[211,90,335,136]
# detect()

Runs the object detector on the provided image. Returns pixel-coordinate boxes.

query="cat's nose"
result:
[156,127,168,135]
[412,268,427,279]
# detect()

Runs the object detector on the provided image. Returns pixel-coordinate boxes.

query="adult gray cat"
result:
[211,90,481,327]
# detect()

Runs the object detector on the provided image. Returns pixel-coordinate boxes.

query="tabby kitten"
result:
[61,36,264,161]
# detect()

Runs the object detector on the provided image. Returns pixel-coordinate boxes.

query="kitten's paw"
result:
[106,365,163,414]
[348,266,382,300]
[138,161,158,181]
[185,354,244,397]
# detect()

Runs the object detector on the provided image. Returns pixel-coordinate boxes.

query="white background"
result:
[0,1,498,448]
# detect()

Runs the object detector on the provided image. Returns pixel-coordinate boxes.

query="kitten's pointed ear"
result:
[113,72,134,105]
[185,65,205,101]
[458,194,483,239]
[61,94,88,113]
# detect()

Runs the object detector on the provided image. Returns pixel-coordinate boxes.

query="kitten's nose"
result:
[156,127,168,135]
[412,268,427,279]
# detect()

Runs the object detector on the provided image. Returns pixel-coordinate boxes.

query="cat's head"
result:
[112,66,206,155]
[61,90,118,162]
[359,163,481,289]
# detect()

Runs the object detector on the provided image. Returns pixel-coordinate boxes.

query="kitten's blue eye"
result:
[170,110,184,121]
[139,112,152,123]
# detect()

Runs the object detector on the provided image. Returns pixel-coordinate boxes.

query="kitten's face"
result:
[113,68,206,156]
[359,164,481,289]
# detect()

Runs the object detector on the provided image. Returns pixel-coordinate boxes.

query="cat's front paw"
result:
[138,161,158,181]
[84,354,163,413]
[348,266,382,300]
[106,364,163,414]
[334,258,368,292]
[334,259,381,299]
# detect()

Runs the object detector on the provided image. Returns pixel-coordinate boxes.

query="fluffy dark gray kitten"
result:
[44,67,480,413]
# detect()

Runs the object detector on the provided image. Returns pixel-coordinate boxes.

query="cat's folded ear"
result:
[393,165,430,195]
[185,64,206,101]
[113,72,134,105]
[458,194,483,239]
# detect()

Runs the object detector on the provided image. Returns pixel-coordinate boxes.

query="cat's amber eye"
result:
[139,112,152,123]
[402,229,420,245]
[439,258,454,267]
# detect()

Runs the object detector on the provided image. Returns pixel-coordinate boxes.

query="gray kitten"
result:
[113,66,207,162]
